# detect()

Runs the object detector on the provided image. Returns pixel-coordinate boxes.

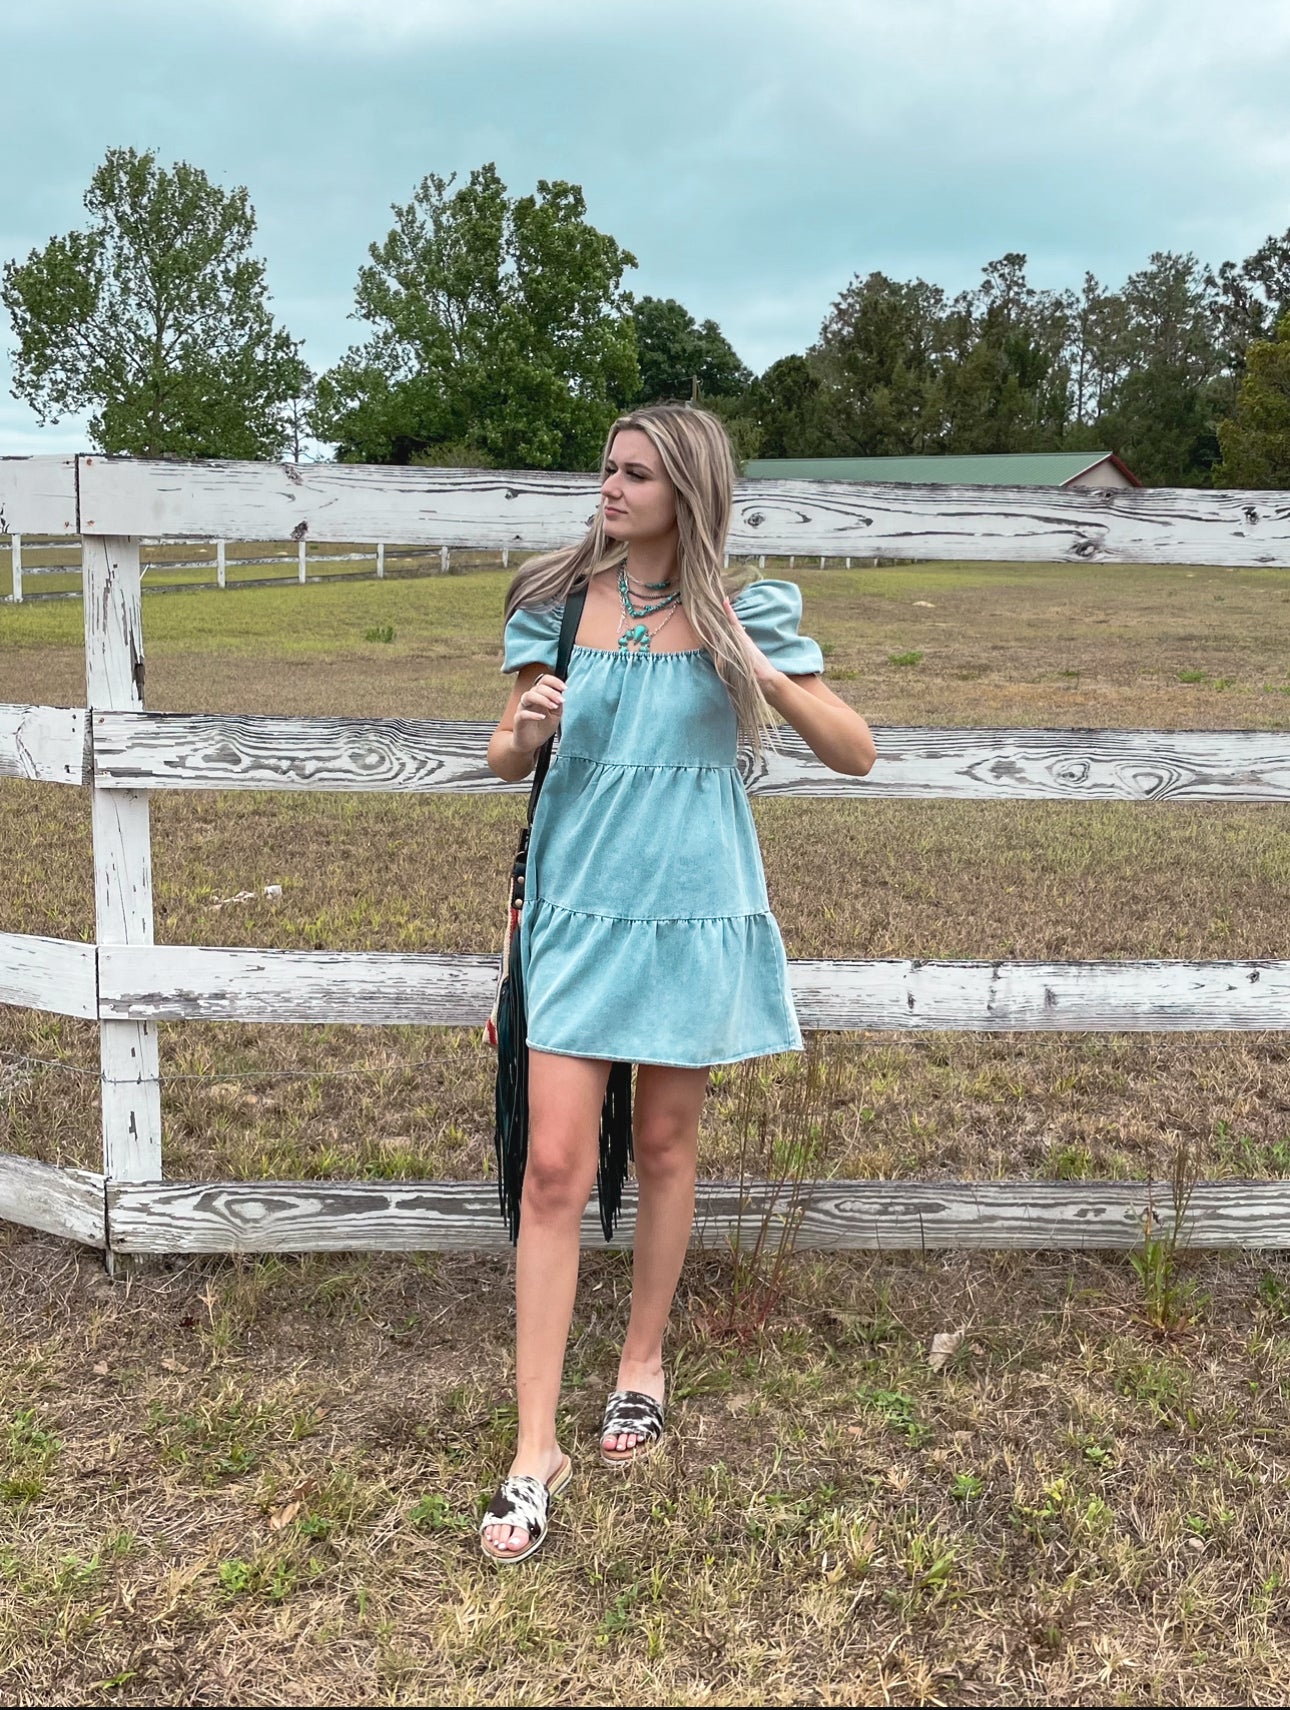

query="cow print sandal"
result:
[479,1452,572,1564]
[600,1389,665,1467]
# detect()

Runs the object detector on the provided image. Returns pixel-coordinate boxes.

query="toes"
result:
[602,1430,644,1454]
[483,1524,530,1553]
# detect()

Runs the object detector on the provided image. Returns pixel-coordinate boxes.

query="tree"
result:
[1092,251,1222,484]
[937,255,1074,454]
[1069,272,1130,427]
[313,164,638,469]
[1216,312,1290,487]
[2,146,307,457]
[630,296,751,404]
[1209,228,1290,369]
[811,271,949,454]
[809,257,1075,458]
[747,355,827,457]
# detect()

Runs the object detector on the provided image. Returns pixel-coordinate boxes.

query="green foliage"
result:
[768,246,1236,484]
[856,1386,930,1445]
[811,271,950,454]
[363,625,395,644]
[1216,312,1290,487]
[312,162,638,469]
[748,353,826,457]
[408,1492,471,1533]
[1093,254,1225,484]
[1208,227,1290,366]
[700,391,764,464]
[1,146,308,457]
[630,295,751,404]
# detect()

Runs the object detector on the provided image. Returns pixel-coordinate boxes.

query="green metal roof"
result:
[742,451,1136,487]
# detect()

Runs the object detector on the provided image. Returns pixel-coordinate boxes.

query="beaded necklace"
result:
[617,564,682,655]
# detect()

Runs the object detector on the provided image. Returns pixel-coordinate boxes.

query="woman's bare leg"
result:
[483,1048,608,1555]
[604,1063,708,1455]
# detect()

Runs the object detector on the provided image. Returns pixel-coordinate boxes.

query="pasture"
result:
[3,557,1290,1703]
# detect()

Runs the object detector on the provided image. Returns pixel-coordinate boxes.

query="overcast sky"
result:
[4,0,1289,454]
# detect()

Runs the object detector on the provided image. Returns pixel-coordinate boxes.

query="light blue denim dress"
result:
[501,578,824,1068]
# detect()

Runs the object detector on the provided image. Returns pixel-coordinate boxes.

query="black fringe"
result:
[493,897,636,1245]
[493,823,534,1243]
[596,1060,635,1242]
[492,905,529,1248]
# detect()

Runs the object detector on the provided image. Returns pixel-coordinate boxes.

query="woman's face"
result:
[601,429,677,544]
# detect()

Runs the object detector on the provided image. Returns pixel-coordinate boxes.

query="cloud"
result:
[3,0,1289,452]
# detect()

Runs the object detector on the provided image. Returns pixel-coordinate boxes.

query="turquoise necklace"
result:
[618,564,680,617]
[617,564,681,655]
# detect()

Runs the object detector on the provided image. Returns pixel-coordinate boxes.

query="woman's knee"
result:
[523,1136,598,1218]
[633,1115,698,1183]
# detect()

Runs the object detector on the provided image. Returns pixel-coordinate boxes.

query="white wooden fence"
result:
[3,452,1290,1261]
[1,532,510,601]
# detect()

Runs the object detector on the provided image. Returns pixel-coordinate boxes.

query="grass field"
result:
[3,557,1290,1703]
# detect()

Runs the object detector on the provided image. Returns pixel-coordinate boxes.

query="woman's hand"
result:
[512,672,566,753]
[723,599,783,691]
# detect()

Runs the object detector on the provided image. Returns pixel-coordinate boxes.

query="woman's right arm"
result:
[487,663,566,781]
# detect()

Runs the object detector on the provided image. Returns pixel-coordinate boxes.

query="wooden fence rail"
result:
[7,707,1290,804]
[3,453,1290,1263]
[5,931,1290,1034]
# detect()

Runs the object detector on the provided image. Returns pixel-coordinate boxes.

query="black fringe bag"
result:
[492,583,634,1244]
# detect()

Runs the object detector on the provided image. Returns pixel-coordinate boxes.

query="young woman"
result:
[480,403,876,1562]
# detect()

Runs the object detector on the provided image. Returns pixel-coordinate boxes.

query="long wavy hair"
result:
[503,403,775,751]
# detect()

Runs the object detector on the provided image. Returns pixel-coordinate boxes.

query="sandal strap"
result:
[481,1474,549,1542]
[602,1389,665,1441]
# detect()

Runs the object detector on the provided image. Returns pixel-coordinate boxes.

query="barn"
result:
[742,451,1142,488]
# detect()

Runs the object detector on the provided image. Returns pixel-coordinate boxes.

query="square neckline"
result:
[571,642,710,659]
[569,569,718,658]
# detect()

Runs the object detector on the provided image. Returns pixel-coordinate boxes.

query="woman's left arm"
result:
[726,598,877,777]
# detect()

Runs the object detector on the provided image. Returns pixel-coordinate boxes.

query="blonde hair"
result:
[503,402,775,751]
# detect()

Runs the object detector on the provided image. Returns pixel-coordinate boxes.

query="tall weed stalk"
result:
[1133,1141,1204,1335]
[713,1034,844,1339]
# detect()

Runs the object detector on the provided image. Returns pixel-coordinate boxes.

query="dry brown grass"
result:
[3,557,1290,1703]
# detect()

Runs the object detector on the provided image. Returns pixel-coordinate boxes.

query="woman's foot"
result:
[480,1444,569,1557]
[602,1356,666,1458]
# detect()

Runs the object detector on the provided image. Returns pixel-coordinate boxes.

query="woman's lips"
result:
[605,506,625,516]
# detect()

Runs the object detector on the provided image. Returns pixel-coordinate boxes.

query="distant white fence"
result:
[1,531,510,601]
[3,452,1290,1263]
[3,531,842,605]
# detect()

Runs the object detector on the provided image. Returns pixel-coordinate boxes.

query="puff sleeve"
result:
[501,601,564,674]
[730,579,825,676]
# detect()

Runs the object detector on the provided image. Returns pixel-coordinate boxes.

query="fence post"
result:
[376,542,384,580]
[298,538,307,584]
[440,545,449,575]
[10,533,21,603]
[83,534,162,1268]
[502,548,509,571]
[216,539,226,589]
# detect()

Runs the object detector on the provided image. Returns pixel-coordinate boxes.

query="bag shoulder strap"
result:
[525,581,588,826]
